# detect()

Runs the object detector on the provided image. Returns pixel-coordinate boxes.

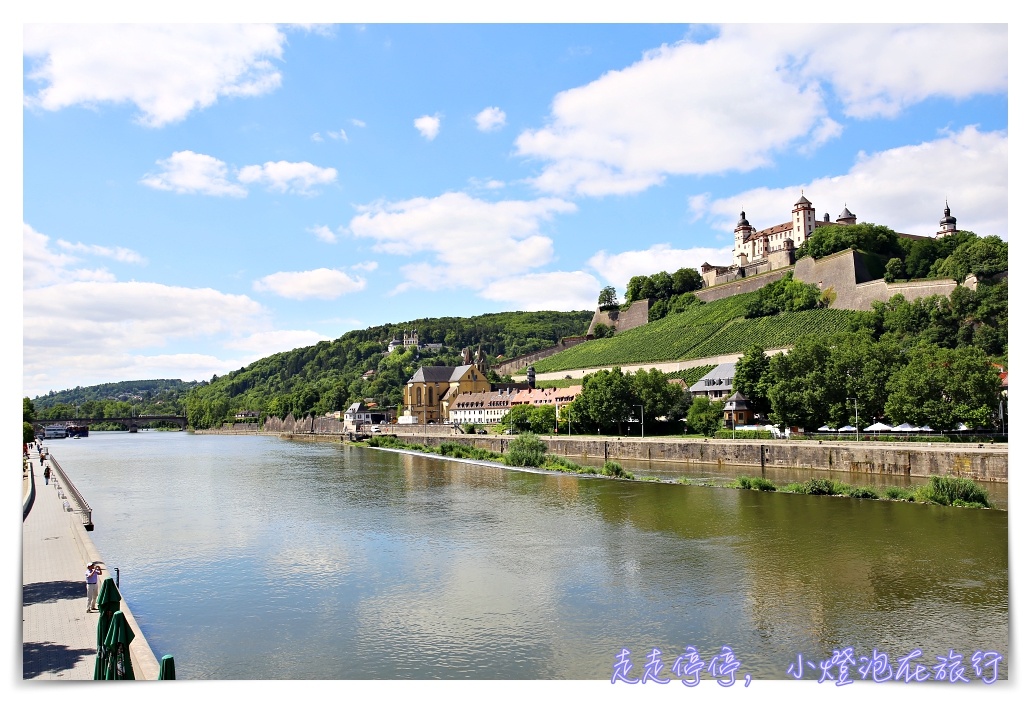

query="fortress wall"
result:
[695,267,793,303]
[493,336,592,376]
[585,299,651,336]
[794,249,968,311]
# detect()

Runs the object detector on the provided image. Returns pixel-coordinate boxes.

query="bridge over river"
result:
[34,415,187,433]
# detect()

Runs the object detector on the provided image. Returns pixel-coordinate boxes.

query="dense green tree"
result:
[598,285,618,308]
[929,235,1008,282]
[884,257,903,283]
[24,422,36,444]
[685,396,722,436]
[592,323,614,338]
[744,273,823,318]
[23,397,36,423]
[885,345,1002,430]
[504,403,535,433]
[572,367,635,434]
[766,337,834,429]
[671,267,703,294]
[631,368,681,430]
[796,223,904,260]
[732,345,772,417]
[625,275,654,303]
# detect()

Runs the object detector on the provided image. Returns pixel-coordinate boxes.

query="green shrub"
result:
[883,486,915,501]
[914,475,992,508]
[599,461,634,479]
[846,486,880,499]
[782,482,805,493]
[504,433,548,467]
[730,476,776,491]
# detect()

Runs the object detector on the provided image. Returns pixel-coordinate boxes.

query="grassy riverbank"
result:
[362,434,993,509]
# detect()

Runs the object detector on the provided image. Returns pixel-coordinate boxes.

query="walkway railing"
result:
[45,454,94,530]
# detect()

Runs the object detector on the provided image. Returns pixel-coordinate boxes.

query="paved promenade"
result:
[22,450,159,680]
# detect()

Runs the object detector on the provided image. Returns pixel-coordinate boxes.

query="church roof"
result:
[408,364,475,383]
[795,194,812,206]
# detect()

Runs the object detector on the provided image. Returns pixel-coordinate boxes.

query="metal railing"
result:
[45,454,94,530]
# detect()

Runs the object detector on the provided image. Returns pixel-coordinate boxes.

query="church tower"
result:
[792,194,816,247]
[936,202,958,238]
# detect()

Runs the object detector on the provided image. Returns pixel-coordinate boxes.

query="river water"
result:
[48,431,1008,681]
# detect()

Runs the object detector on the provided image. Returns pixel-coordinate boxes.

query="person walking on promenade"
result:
[85,562,102,613]
[43,464,51,485]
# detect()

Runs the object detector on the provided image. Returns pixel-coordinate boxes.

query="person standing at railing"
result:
[43,464,51,485]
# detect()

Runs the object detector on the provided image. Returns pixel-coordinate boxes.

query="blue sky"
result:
[17,15,1011,399]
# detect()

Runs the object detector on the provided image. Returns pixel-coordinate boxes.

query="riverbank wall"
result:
[250,430,1007,483]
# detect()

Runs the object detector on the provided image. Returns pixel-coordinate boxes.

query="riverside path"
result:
[22,449,159,680]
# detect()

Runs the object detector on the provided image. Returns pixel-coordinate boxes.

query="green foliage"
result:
[627,267,703,304]
[913,475,992,508]
[928,235,1008,282]
[571,367,635,433]
[845,486,880,499]
[743,273,824,318]
[600,460,633,479]
[23,422,36,444]
[598,285,618,309]
[884,344,1001,430]
[730,476,776,491]
[884,257,903,283]
[23,397,36,423]
[733,345,771,417]
[883,486,916,501]
[686,396,722,436]
[504,433,548,467]
[592,323,614,338]
[796,223,905,260]
[30,379,202,419]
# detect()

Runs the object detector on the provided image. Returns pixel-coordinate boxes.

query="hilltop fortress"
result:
[581,196,976,339]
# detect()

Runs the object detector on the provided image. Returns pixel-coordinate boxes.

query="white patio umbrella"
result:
[893,423,918,432]
[817,425,832,432]
[918,425,933,432]
[838,425,857,432]
[864,422,893,432]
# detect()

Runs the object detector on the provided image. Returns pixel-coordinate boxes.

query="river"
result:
[48,430,1008,681]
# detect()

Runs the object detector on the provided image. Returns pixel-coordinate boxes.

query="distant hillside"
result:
[31,379,204,409]
[184,310,592,429]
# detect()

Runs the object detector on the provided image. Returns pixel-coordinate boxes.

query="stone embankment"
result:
[269,430,1007,483]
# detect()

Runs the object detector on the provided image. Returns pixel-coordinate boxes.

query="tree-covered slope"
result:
[184,310,592,428]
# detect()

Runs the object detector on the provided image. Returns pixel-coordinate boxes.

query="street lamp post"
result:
[633,404,644,439]
[847,397,858,442]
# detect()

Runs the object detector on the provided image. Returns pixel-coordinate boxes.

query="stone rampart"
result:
[695,267,794,303]
[586,299,651,336]
[793,249,974,311]
[493,335,592,376]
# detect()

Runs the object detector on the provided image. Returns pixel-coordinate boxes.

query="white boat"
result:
[43,424,68,439]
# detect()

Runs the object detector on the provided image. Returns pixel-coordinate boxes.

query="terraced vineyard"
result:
[532,294,857,373]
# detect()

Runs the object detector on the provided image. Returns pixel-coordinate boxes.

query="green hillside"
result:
[533,292,856,373]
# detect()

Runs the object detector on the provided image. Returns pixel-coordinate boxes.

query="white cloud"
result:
[694,126,1008,241]
[24,24,286,127]
[469,177,505,191]
[517,24,1007,197]
[328,129,348,141]
[56,240,145,264]
[311,132,324,142]
[351,118,366,128]
[351,261,378,272]
[140,150,247,197]
[480,271,600,311]
[223,329,332,356]
[253,268,366,300]
[588,244,733,286]
[348,192,575,293]
[475,106,506,132]
[414,114,442,140]
[309,225,337,244]
[237,160,338,194]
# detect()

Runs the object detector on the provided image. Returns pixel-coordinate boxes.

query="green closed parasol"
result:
[158,655,176,680]
[102,611,136,680]
[93,576,121,679]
